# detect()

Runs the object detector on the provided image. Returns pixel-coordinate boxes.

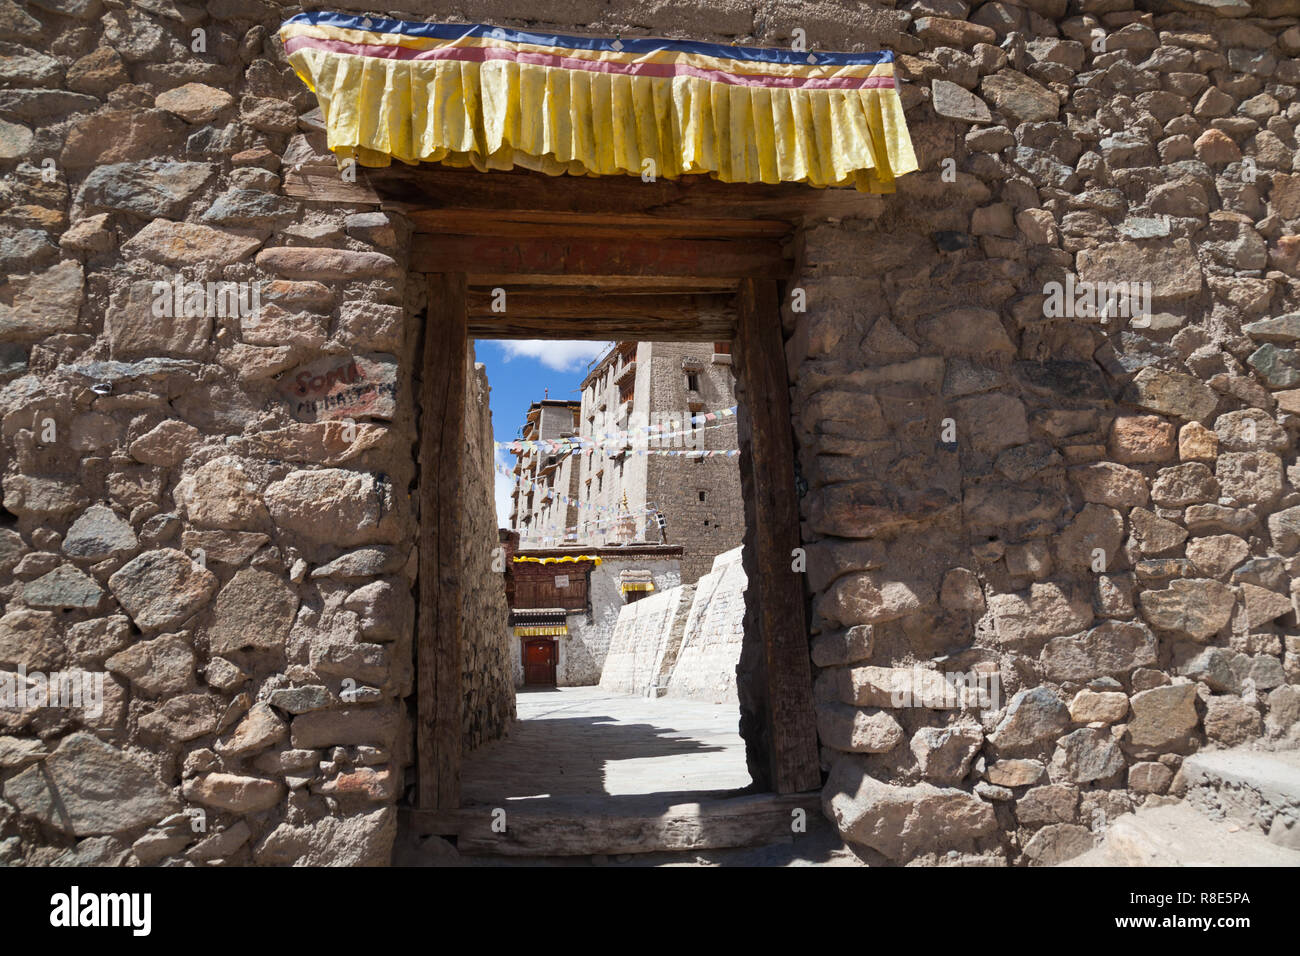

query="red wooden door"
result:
[523,639,556,686]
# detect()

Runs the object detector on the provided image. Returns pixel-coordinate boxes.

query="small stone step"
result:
[1180,748,1300,849]
[402,791,823,857]
[1064,802,1300,867]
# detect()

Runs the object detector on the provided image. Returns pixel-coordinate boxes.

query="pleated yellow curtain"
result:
[512,555,603,566]
[512,625,568,637]
[280,13,918,193]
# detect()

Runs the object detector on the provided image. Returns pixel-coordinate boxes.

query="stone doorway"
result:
[378,165,848,817]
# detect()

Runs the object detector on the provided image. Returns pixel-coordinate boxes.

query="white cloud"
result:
[493,339,610,372]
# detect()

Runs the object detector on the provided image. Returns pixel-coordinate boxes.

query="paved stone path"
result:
[460,686,752,804]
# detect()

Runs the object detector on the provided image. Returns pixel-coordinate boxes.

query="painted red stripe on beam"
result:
[284,36,896,90]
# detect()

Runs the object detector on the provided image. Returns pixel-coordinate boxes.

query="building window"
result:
[686,372,699,391]
[698,491,707,502]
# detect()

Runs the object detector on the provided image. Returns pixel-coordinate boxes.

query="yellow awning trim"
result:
[279,14,918,193]
[514,625,568,637]
[620,582,656,593]
[513,555,602,565]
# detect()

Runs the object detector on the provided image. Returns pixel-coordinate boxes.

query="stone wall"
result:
[0,0,427,866]
[792,0,1300,867]
[461,351,513,749]
[599,583,694,697]
[600,547,746,703]
[665,547,746,705]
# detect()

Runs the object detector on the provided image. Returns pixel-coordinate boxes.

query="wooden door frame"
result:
[417,272,467,810]
[733,278,821,793]
[405,169,839,809]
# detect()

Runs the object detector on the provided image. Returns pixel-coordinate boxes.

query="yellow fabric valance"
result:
[279,13,918,193]
[620,582,655,594]
[514,625,567,637]
[513,555,602,565]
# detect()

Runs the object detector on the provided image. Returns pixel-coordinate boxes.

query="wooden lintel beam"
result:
[468,317,731,341]
[406,209,790,241]
[466,275,739,293]
[282,162,885,225]
[413,234,789,279]
[466,288,735,338]
[370,164,884,223]
[282,163,382,204]
[465,291,734,321]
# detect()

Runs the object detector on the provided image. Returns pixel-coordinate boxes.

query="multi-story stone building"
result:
[511,341,742,584]
[507,399,581,545]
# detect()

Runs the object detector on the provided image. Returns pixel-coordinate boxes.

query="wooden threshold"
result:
[401,791,822,857]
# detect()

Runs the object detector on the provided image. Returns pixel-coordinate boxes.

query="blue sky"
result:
[472,339,613,525]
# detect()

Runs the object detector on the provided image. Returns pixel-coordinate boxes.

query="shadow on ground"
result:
[462,714,734,802]
[459,686,753,802]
